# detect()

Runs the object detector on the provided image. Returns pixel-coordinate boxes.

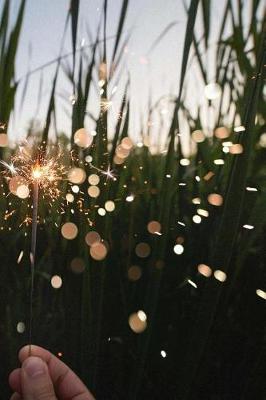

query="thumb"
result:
[21,356,57,400]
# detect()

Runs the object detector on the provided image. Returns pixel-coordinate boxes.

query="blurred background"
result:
[0,0,265,398]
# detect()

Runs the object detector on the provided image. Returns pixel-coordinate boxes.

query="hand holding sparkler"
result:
[9,345,95,399]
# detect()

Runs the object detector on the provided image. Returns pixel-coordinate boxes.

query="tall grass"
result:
[0,0,265,398]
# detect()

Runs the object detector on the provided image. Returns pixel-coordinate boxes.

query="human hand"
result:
[9,344,95,399]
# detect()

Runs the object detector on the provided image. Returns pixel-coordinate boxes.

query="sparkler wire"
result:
[29,181,39,356]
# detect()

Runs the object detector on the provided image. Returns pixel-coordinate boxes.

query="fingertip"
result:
[19,344,48,363]
[9,368,21,394]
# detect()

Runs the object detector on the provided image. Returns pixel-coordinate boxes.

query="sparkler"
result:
[1,144,66,353]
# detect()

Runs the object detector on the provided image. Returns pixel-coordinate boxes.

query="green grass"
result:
[0,0,265,398]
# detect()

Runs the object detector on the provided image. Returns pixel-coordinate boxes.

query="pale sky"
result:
[7,0,263,151]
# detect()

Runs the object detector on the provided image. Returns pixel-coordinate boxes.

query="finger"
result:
[10,393,22,400]
[21,356,57,400]
[19,345,95,400]
[9,368,21,394]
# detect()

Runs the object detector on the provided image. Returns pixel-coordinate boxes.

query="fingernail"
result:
[23,357,46,378]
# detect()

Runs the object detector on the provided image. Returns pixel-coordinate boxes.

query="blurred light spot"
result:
[128,312,147,333]
[16,185,30,199]
[259,133,266,148]
[188,279,197,288]
[70,257,85,274]
[74,128,93,148]
[68,168,86,184]
[98,208,106,216]
[126,194,134,202]
[246,187,257,192]
[105,200,115,212]
[88,174,100,185]
[17,322,25,334]
[135,242,151,258]
[61,222,78,240]
[147,220,161,234]
[243,224,254,230]
[229,144,243,154]
[204,171,215,180]
[208,193,223,206]
[0,133,8,147]
[71,185,80,193]
[128,265,142,281]
[192,215,202,224]
[85,231,101,246]
[256,289,266,300]
[192,130,205,143]
[213,159,224,165]
[161,350,167,358]
[197,209,209,217]
[66,193,74,203]
[90,242,107,260]
[180,158,190,166]
[121,137,134,150]
[234,125,245,133]
[198,264,212,277]
[192,197,201,205]
[88,185,100,198]
[174,244,184,255]
[214,270,227,282]
[85,155,93,163]
[214,127,229,139]
[137,310,147,322]
[51,275,62,289]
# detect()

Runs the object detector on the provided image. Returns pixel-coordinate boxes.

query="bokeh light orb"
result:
[174,244,184,255]
[85,231,101,247]
[229,144,244,154]
[128,265,142,281]
[256,289,266,300]
[128,312,147,333]
[116,145,130,159]
[147,220,161,234]
[0,133,8,147]
[113,155,125,165]
[135,242,151,258]
[17,322,25,334]
[16,184,30,199]
[208,193,223,206]
[105,200,115,212]
[51,275,62,289]
[9,176,26,195]
[74,128,93,148]
[66,193,74,203]
[192,130,205,143]
[121,137,134,150]
[61,222,78,240]
[70,257,85,274]
[198,264,212,277]
[90,242,107,260]
[88,185,100,198]
[88,174,100,185]
[98,208,106,216]
[214,270,227,282]
[68,167,86,184]
[214,127,230,139]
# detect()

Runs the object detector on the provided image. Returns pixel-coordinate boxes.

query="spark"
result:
[17,250,24,264]
[0,160,17,175]
[90,163,116,181]
[188,279,197,288]
[2,144,67,202]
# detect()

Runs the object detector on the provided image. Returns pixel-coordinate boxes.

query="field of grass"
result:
[0,1,265,398]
